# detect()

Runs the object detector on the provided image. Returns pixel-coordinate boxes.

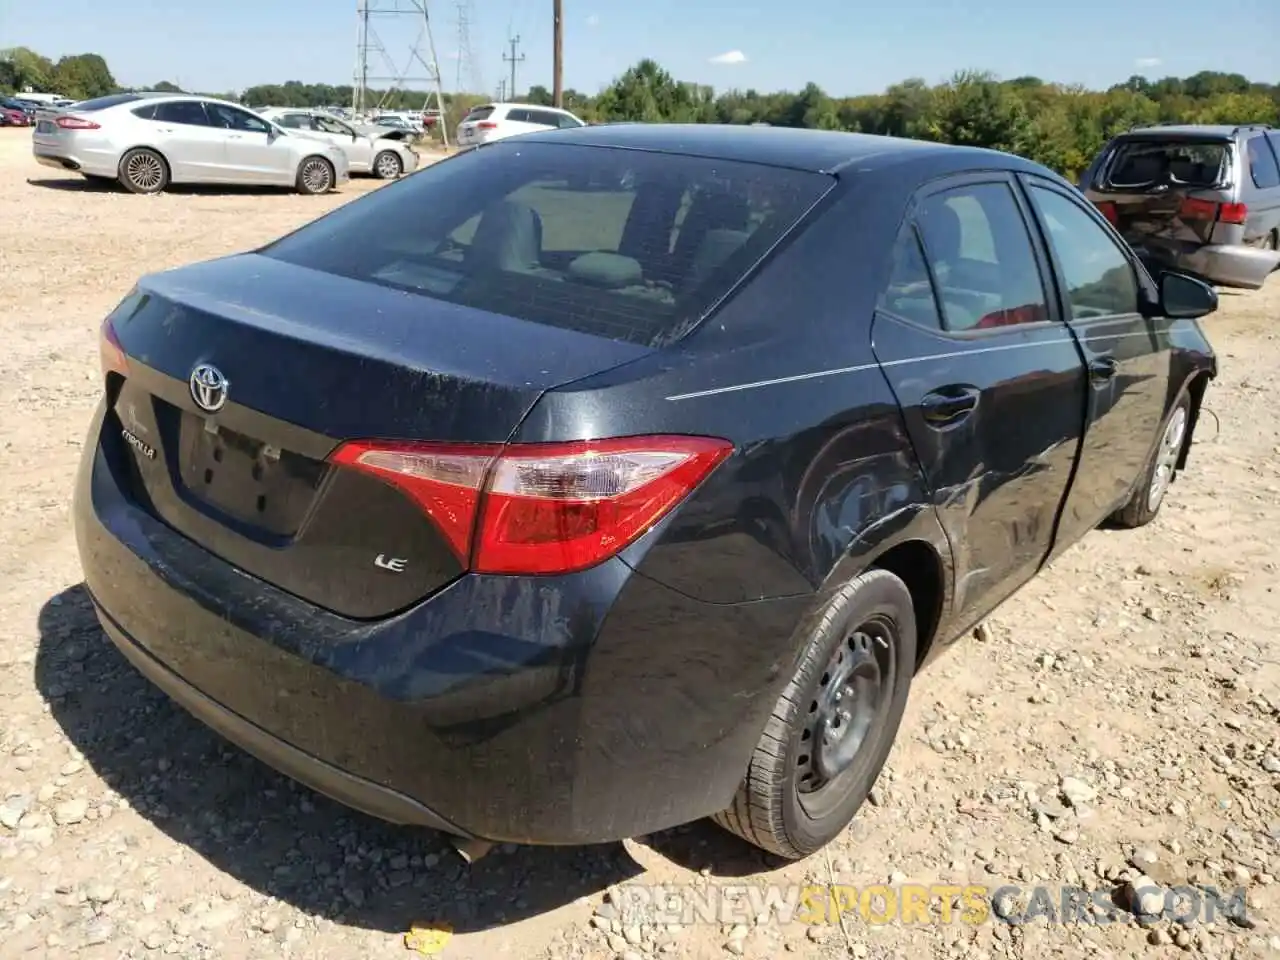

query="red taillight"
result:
[1094,200,1118,225]
[329,435,734,575]
[55,115,101,130]
[1218,202,1247,225]
[1178,197,1247,225]
[100,318,128,376]
[476,121,498,130]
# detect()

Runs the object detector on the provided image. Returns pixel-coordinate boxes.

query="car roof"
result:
[513,122,1036,176]
[1119,124,1263,141]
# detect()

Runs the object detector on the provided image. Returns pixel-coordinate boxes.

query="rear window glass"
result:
[1103,139,1231,189]
[73,93,146,112]
[464,106,495,122]
[262,142,832,347]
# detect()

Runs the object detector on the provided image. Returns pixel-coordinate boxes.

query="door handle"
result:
[227,133,244,139]
[920,386,980,427]
[1089,356,1118,383]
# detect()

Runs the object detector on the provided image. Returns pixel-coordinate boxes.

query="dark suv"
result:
[1080,123,1280,289]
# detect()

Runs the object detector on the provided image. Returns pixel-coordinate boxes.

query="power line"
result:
[502,35,525,100]
[353,0,450,146]
[453,0,482,96]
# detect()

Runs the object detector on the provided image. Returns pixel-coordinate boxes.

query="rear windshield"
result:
[71,93,149,112]
[262,141,832,347]
[1102,138,1232,189]
[463,106,495,122]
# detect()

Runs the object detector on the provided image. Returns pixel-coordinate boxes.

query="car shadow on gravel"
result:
[35,583,646,936]
[26,177,321,197]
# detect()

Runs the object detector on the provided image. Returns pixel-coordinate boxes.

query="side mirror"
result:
[1155,270,1218,320]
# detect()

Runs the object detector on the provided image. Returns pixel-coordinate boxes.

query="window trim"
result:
[874,221,948,335]
[205,102,271,134]
[902,171,1062,340]
[1017,173,1154,324]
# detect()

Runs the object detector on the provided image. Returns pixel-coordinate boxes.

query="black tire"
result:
[296,156,335,195]
[372,149,403,180]
[1110,389,1192,529]
[117,148,169,195]
[713,568,917,860]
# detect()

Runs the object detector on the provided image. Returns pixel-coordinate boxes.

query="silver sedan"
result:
[32,92,350,195]
[256,108,420,180]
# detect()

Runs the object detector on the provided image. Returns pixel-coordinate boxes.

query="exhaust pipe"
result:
[451,836,494,864]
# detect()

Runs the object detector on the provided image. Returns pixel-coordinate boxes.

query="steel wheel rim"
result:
[376,153,400,177]
[127,153,163,191]
[1147,406,1187,512]
[796,614,896,819]
[302,160,331,193]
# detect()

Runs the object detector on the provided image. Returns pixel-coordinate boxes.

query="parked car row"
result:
[77,120,1223,864]
[29,92,429,195]
[2,97,37,126]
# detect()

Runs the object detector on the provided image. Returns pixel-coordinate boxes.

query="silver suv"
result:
[1079,124,1280,289]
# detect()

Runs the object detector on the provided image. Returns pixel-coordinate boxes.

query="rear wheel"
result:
[118,148,169,195]
[296,156,335,195]
[1110,389,1191,529]
[373,150,403,180]
[713,569,917,859]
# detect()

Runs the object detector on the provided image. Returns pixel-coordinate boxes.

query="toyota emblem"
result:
[190,363,229,413]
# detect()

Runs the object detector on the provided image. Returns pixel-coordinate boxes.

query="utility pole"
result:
[503,35,525,100]
[552,0,563,107]
[497,78,507,101]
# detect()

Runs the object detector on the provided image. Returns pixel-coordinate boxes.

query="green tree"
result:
[52,54,116,100]
[922,70,1035,155]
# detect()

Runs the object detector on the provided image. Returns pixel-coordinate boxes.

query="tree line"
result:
[4,44,1276,179]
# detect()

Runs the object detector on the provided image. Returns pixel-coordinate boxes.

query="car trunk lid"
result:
[101,253,650,619]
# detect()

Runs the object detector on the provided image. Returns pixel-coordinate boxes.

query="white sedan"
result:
[32,92,350,195]
[257,108,420,180]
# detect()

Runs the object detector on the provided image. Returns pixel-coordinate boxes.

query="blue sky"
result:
[4,0,1277,98]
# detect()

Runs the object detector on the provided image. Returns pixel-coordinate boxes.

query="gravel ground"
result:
[2,125,1280,960]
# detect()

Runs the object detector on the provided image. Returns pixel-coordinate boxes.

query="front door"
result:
[871,174,1088,630]
[312,115,370,172]
[1019,175,1173,551]
[204,102,293,185]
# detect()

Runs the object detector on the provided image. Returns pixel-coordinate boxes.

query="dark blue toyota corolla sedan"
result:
[74,123,1218,861]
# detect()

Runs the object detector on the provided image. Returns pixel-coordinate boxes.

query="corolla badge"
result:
[190,363,229,413]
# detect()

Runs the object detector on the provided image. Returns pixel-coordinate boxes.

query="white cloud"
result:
[585,14,600,26]
[1134,57,1161,68]
[708,50,747,65]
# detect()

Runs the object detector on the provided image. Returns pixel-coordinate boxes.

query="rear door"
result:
[149,100,229,180]
[1021,176,1171,550]
[871,174,1088,628]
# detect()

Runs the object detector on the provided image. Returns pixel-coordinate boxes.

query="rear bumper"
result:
[95,602,465,835]
[74,400,809,844]
[1144,242,1280,291]
[33,137,119,178]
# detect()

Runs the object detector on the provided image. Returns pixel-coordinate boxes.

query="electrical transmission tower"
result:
[502,35,525,100]
[353,0,450,146]
[453,0,483,96]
